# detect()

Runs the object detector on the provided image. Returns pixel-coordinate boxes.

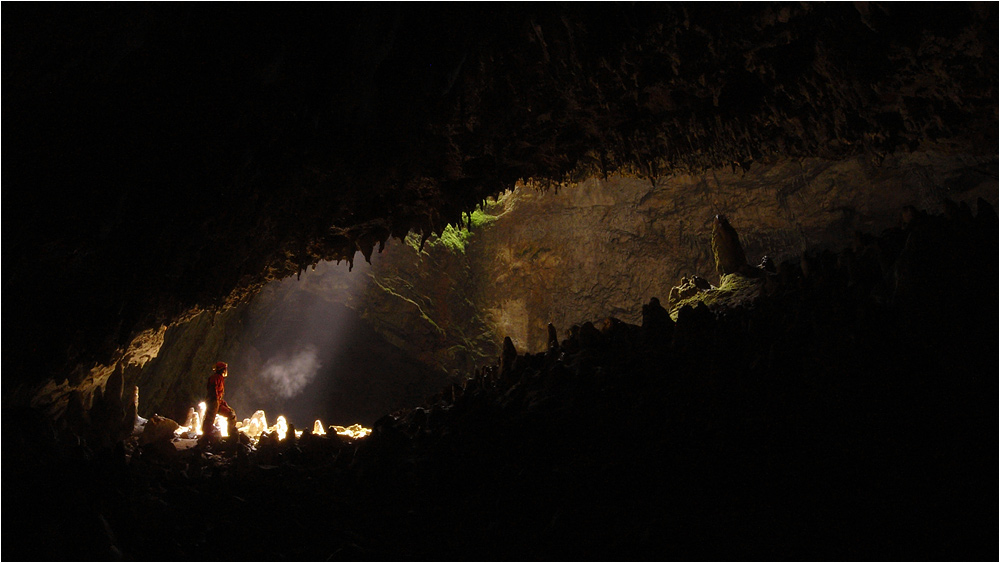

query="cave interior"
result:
[4,3,998,561]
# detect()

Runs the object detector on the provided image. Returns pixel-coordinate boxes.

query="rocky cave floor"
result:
[8,200,996,561]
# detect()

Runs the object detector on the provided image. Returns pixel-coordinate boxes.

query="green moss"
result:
[402,194,507,255]
[404,221,482,255]
[404,232,423,253]
[668,273,764,320]
[468,208,497,229]
[437,224,473,253]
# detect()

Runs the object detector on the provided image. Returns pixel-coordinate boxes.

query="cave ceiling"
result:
[4,3,997,406]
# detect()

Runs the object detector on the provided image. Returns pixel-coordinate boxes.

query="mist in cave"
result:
[138,248,450,429]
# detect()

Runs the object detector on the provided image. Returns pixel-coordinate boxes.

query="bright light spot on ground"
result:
[331,424,372,439]
[237,410,269,439]
[275,415,289,441]
[216,415,229,437]
[171,404,370,445]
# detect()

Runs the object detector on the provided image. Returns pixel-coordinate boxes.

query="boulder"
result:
[137,415,180,446]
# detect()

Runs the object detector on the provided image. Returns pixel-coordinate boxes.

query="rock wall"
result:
[10,3,996,432]
[134,147,995,414]
[131,260,450,427]
[465,149,997,354]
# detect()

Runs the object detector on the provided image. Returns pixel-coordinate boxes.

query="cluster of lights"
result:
[172,404,370,443]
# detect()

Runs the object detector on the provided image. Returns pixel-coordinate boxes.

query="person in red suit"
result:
[200,361,237,445]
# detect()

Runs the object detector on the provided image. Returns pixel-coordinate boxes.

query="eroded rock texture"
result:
[128,151,997,422]
[463,152,994,354]
[8,200,993,561]
[5,3,997,421]
[3,5,998,558]
[130,149,995,418]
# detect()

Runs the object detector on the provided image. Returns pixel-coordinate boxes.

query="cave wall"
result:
[5,3,996,429]
[4,4,997,558]
[131,258,450,427]
[340,148,996,365]
[471,149,998,353]
[34,144,998,427]
[135,146,991,397]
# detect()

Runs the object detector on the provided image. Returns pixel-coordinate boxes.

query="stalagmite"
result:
[500,336,517,376]
[547,323,559,351]
[241,410,269,439]
[313,420,327,435]
[712,214,749,278]
[182,407,201,437]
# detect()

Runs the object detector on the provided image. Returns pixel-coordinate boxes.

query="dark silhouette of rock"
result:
[758,255,777,274]
[500,336,518,376]
[578,322,602,348]
[640,297,674,349]
[547,323,559,351]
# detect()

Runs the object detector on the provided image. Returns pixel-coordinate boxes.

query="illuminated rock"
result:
[180,407,201,437]
[667,276,714,310]
[332,423,372,440]
[215,414,229,437]
[312,420,326,435]
[239,410,268,439]
[273,415,288,441]
[131,386,148,436]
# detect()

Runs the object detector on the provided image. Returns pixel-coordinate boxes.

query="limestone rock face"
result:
[9,3,997,432]
[131,150,997,419]
[460,152,996,355]
[8,3,997,420]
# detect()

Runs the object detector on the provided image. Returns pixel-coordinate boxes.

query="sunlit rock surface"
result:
[354,151,997,360]
[131,150,996,418]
